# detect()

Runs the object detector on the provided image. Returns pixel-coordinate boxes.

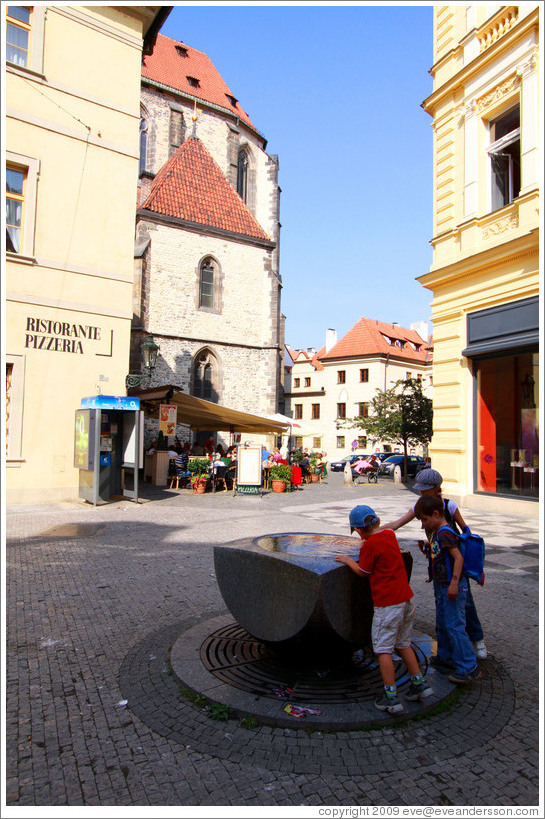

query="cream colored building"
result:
[5,5,169,503]
[285,320,433,458]
[419,4,540,516]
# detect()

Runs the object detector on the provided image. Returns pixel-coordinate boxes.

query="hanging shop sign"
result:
[159,404,177,436]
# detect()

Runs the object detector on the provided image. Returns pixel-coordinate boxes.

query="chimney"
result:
[137,171,155,207]
[325,328,337,353]
[410,321,429,341]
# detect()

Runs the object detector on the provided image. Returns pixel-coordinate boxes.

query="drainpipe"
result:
[384,353,390,391]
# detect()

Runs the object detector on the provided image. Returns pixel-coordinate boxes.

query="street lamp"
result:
[125,333,159,389]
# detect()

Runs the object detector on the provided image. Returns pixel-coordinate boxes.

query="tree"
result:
[337,378,433,479]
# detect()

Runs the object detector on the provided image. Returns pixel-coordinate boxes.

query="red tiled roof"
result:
[320,318,432,363]
[139,136,271,242]
[142,34,256,132]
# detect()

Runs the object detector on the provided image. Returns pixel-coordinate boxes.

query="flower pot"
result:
[193,481,207,494]
[271,479,286,493]
[311,474,320,482]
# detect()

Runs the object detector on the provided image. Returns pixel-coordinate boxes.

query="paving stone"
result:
[5,475,539,807]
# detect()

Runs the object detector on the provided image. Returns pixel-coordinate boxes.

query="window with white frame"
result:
[6,166,25,253]
[6,152,39,259]
[336,436,345,449]
[6,6,45,75]
[6,6,31,67]
[488,105,520,212]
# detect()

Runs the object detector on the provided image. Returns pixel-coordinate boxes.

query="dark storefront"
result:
[463,297,539,500]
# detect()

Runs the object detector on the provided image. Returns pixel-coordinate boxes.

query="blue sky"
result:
[162,3,435,351]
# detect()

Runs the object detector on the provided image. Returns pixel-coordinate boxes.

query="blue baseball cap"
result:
[349,504,379,532]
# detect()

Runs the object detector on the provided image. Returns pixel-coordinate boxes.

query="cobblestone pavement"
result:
[4,474,541,810]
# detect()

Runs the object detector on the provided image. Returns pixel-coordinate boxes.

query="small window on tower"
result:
[226,94,238,107]
[187,76,200,88]
[175,45,188,57]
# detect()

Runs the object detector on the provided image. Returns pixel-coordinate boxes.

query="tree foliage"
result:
[337,378,433,476]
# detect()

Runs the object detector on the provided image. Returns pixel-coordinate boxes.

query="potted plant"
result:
[291,449,303,465]
[269,462,292,493]
[309,452,321,481]
[188,457,211,494]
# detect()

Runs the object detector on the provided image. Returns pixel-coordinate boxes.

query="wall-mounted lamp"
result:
[125,333,159,389]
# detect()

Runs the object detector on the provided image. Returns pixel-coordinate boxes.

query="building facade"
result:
[285,319,433,457]
[133,34,283,449]
[5,5,168,503]
[419,4,540,516]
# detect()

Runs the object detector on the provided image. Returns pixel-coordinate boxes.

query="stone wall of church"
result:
[137,220,279,349]
[140,86,279,242]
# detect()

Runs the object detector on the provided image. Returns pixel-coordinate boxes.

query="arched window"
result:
[139,117,148,175]
[199,257,215,308]
[236,147,249,202]
[193,350,218,403]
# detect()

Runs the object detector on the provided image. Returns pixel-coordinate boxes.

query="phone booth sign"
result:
[75,396,141,505]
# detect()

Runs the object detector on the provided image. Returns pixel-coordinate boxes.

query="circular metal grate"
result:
[200,622,429,704]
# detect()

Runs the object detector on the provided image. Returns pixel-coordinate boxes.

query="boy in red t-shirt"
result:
[335,504,433,714]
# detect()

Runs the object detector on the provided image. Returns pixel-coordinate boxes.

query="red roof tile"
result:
[139,136,271,242]
[142,34,257,132]
[320,318,432,363]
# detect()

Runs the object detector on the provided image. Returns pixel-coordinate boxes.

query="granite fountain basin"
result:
[214,533,413,661]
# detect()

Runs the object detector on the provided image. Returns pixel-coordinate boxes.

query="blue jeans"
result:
[434,577,478,675]
[465,582,484,642]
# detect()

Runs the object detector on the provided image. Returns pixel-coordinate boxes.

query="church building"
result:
[133,35,284,448]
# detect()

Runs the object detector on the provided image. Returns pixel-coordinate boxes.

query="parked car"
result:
[377,454,427,479]
[329,453,370,472]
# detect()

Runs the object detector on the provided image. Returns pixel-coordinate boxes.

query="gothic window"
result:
[169,109,185,156]
[139,117,148,174]
[193,350,218,403]
[237,147,249,202]
[199,257,216,309]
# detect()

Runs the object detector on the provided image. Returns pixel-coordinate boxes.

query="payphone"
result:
[75,396,142,505]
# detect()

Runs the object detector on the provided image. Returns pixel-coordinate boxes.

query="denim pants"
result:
[465,582,484,642]
[434,577,478,674]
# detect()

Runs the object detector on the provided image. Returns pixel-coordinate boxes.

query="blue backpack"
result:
[438,525,485,586]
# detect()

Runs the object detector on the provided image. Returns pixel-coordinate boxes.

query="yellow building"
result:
[5,5,169,503]
[419,5,540,516]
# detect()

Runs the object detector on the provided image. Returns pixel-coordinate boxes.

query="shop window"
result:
[6,6,31,67]
[476,351,538,498]
[304,377,311,387]
[337,370,346,384]
[5,354,25,462]
[360,368,369,382]
[337,403,346,419]
[294,436,302,449]
[358,436,367,449]
[312,437,321,449]
[488,106,520,212]
[337,436,345,449]
[311,404,320,419]
[294,404,303,420]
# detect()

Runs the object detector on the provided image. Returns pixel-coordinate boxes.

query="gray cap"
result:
[413,468,443,491]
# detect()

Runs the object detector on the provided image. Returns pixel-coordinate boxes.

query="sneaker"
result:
[429,655,456,674]
[448,666,482,684]
[405,679,434,702]
[474,640,488,660]
[374,692,404,714]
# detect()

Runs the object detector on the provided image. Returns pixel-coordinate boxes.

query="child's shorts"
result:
[372,598,416,655]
